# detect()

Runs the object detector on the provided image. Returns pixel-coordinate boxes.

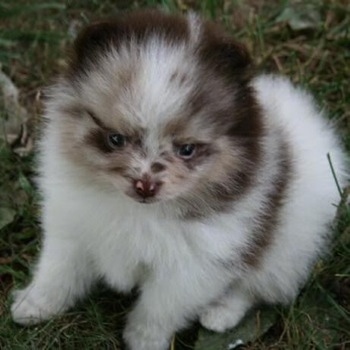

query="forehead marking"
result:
[151,162,167,173]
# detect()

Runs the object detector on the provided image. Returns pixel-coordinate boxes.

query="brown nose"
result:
[134,179,159,198]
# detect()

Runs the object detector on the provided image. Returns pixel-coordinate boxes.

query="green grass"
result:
[1,1,349,349]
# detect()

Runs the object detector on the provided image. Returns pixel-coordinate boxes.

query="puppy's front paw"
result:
[123,322,170,350]
[11,288,59,325]
[199,301,248,333]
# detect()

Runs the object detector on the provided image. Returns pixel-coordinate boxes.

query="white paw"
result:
[199,304,243,333]
[123,322,170,350]
[11,287,61,325]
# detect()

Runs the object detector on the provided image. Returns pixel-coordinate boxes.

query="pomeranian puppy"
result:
[11,10,347,350]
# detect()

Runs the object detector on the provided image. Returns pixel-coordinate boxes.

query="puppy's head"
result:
[46,10,263,215]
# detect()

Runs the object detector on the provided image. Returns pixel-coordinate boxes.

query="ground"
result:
[0,1,349,349]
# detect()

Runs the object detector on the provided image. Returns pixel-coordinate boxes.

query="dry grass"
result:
[1,1,349,349]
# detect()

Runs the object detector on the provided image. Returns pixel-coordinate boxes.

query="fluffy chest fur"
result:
[46,177,251,278]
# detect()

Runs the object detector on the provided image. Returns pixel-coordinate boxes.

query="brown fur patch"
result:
[198,20,252,81]
[162,116,189,138]
[85,128,112,154]
[187,89,207,117]
[241,140,293,268]
[175,85,264,219]
[151,162,166,173]
[171,16,262,218]
[69,10,189,76]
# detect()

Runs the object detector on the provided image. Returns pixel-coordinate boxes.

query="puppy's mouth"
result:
[126,192,160,204]
[138,197,159,204]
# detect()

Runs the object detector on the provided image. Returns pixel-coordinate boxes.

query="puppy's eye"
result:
[107,133,126,149]
[177,144,196,159]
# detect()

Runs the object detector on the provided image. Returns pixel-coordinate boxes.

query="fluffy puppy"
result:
[11,10,347,350]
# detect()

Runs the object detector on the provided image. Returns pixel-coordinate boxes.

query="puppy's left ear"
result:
[212,39,251,71]
[70,20,124,73]
[200,23,252,78]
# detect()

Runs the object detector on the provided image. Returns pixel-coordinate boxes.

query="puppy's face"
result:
[48,11,262,213]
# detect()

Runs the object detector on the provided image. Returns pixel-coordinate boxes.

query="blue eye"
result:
[178,144,196,158]
[107,133,126,149]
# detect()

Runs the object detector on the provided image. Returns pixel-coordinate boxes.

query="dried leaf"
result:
[0,257,13,265]
[275,4,322,31]
[0,207,16,230]
[195,307,278,350]
[0,64,31,155]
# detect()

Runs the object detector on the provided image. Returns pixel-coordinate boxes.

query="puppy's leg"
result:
[199,287,253,332]
[11,235,94,325]
[123,267,229,350]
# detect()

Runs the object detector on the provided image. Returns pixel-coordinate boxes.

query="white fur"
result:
[11,24,347,350]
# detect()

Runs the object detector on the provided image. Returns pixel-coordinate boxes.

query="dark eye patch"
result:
[85,127,144,156]
[151,162,166,173]
[79,108,146,154]
[85,129,113,153]
[173,142,216,169]
[84,109,146,146]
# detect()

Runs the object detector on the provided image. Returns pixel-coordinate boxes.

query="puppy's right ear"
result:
[71,20,123,71]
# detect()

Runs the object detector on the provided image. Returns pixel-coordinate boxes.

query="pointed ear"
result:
[212,39,251,71]
[71,20,123,70]
[200,23,252,78]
